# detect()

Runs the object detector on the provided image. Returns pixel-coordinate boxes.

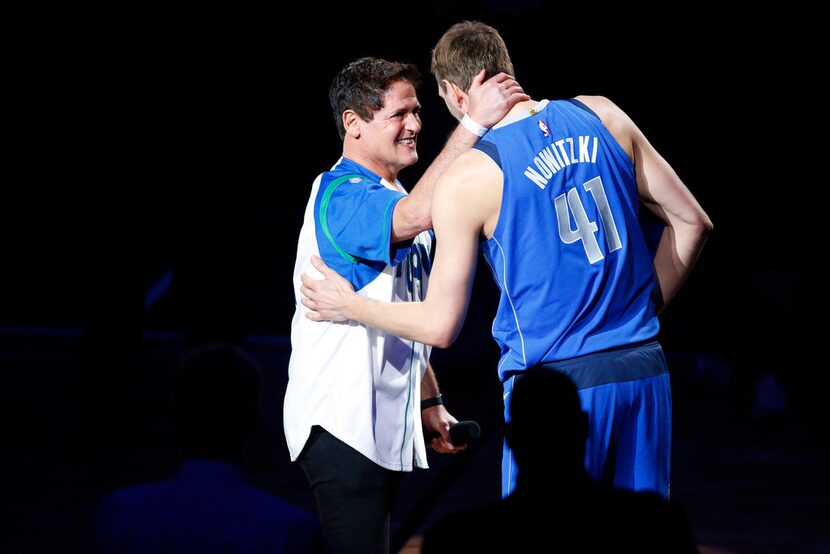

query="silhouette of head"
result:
[174,343,262,462]
[506,369,588,482]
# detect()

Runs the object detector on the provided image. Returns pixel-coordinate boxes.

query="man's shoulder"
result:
[571,95,614,113]
[570,95,632,130]
[448,148,502,179]
[97,478,176,513]
[321,158,382,185]
[320,170,372,187]
[436,149,502,207]
[315,166,388,204]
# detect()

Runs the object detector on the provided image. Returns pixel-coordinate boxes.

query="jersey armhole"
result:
[472,140,501,169]
[566,98,600,120]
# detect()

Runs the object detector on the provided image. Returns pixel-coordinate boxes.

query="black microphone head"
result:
[449,420,481,445]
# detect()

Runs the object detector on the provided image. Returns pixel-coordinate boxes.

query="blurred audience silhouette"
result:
[95,343,323,553]
[421,368,699,553]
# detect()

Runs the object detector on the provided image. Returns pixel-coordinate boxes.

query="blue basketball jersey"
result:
[313,157,414,291]
[475,99,660,380]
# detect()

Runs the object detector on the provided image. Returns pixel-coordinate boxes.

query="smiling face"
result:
[351,80,421,182]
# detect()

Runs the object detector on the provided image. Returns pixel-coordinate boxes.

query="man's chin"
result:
[398,153,418,169]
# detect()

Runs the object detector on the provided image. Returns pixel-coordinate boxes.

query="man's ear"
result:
[442,79,466,111]
[343,110,361,139]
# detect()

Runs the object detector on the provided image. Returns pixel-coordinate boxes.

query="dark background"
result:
[3,3,823,553]
[5,4,808,330]
[5,3,813,396]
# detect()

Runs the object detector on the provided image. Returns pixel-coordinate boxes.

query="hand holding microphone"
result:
[428,420,481,447]
[422,393,480,451]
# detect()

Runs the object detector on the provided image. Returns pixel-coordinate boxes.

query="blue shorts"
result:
[502,341,671,498]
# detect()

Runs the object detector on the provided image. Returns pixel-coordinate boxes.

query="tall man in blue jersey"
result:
[300,22,713,499]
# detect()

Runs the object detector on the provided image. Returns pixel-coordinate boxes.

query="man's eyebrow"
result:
[391,104,421,116]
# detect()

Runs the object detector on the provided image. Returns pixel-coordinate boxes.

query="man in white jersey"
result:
[300,23,712,501]
[284,56,526,554]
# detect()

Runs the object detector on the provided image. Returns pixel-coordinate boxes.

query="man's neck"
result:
[460,98,541,129]
[342,145,397,184]
[500,98,541,124]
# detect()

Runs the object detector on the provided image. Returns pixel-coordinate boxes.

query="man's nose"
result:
[405,113,421,132]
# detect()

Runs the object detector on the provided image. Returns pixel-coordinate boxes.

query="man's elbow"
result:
[397,199,432,236]
[392,212,432,243]
[694,211,714,239]
[430,325,459,349]
[414,212,433,234]
[432,335,455,350]
[680,208,713,241]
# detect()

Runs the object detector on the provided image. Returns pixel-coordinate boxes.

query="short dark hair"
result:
[329,56,421,140]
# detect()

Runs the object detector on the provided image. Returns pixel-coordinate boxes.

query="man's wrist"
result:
[460,113,489,138]
[421,394,443,410]
[343,293,362,320]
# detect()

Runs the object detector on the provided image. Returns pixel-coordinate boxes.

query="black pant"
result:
[298,426,406,554]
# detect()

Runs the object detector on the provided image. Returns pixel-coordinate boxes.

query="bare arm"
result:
[421,363,442,400]
[578,95,714,312]
[301,152,498,347]
[637,132,713,312]
[391,71,527,242]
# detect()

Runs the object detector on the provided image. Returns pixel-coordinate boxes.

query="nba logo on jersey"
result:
[538,120,550,137]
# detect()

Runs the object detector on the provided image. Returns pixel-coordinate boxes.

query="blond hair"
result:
[431,21,515,93]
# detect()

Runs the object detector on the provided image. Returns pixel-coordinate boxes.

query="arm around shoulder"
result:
[391,72,527,243]
[302,152,498,346]
[391,122,491,243]
[351,153,493,348]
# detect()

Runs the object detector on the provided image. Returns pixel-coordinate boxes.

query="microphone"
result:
[428,420,481,446]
